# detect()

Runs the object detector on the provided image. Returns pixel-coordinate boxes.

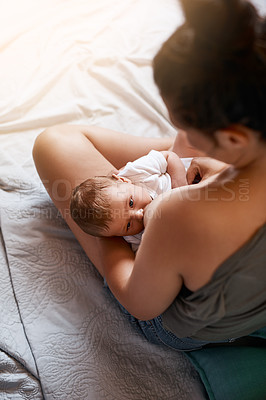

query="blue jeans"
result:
[104,284,231,351]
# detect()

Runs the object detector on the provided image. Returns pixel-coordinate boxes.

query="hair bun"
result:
[179,0,258,54]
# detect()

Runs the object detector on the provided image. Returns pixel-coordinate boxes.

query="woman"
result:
[33,0,266,351]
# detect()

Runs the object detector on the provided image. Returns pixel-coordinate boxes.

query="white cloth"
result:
[118,150,192,251]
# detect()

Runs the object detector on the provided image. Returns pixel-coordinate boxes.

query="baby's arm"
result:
[161,151,187,188]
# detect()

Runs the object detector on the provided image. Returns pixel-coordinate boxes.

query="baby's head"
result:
[70,174,152,237]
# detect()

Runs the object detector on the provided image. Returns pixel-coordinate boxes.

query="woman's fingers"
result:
[186,159,202,184]
[186,157,230,184]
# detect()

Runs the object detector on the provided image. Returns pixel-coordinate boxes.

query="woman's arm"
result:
[98,190,185,320]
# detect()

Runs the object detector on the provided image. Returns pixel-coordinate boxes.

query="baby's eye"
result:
[129,197,134,208]
[127,222,131,231]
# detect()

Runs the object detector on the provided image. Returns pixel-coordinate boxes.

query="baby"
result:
[70,150,191,251]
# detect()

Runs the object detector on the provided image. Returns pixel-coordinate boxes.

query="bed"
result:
[0,0,209,399]
[1,1,265,399]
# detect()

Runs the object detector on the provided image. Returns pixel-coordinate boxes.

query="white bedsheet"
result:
[0,0,181,140]
[2,0,264,399]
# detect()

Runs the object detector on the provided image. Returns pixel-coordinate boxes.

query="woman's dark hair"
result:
[153,0,266,139]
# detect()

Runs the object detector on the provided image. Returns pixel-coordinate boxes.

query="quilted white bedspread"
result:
[4,0,265,398]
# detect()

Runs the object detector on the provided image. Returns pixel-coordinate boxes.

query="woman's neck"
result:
[234,147,266,181]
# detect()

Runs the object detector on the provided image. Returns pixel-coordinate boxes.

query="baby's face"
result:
[104,182,152,237]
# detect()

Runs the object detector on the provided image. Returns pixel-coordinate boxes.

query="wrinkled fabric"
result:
[0,1,208,398]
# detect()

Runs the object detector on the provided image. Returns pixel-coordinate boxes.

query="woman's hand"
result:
[186,157,230,185]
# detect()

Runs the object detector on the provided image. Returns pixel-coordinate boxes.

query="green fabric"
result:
[186,345,266,400]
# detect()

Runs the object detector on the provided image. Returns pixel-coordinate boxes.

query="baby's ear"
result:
[111,173,132,184]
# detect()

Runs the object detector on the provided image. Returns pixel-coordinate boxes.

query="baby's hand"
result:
[161,151,187,188]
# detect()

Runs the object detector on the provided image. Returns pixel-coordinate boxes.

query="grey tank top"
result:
[161,223,266,341]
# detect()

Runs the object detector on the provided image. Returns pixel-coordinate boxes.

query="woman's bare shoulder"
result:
[144,184,235,290]
[144,185,210,255]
